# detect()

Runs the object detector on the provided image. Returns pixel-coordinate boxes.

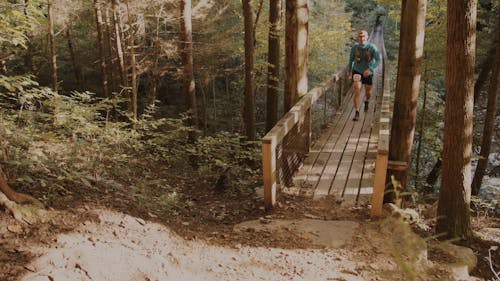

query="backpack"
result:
[354,45,372,62]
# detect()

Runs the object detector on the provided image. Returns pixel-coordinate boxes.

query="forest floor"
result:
[0,172,499,281]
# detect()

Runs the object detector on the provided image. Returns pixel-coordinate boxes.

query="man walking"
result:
[347,30,381,121]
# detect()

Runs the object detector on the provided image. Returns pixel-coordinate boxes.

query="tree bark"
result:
[94,0,109,98]
[387,0,427,200]
[265,0,281,132]
[284,0,308,112]
[180,0,197,125]
[48,0,58,93]
[436,0,476,240]
[471,13,500,196]
[242,0,255,140]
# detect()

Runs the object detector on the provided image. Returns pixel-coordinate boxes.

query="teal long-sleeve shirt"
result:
[347,42,381,75]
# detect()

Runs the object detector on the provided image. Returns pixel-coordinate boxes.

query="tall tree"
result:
[47,0,58,93]
[94,0,109,97]
[471,12,500,196]
[284,0,308,111]
[125,0,137,121]
[180,0,197,124]
[387,0,427,196]
[111,0,127,90]
[66,26,84,90]
[242,0,255,140]
[436,0,477,240]
[265,0,281,132]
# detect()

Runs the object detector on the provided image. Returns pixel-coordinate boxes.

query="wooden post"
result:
[371,150,388,218]
[337,77,342,108]
[262,140,276,209]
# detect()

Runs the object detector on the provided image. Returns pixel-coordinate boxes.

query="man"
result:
[347,30,381,121]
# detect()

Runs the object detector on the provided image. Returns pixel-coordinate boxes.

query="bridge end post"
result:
[371,150,388,218]
[262,139,276,209]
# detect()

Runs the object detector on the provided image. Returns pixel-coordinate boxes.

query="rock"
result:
[434,242,477,273]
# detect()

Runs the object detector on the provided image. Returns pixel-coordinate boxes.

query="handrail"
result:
[370,26,392,218]
[262,70,348,209]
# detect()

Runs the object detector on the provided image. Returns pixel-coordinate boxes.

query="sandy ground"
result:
[11,208,481,281]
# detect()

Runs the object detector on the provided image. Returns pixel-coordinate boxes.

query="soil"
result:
[0,174,499,281]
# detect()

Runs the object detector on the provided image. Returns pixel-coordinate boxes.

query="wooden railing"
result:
[262,71,349,209]
[370,28,392,218]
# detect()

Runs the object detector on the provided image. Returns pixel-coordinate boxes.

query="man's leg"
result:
[364,84,372,111]
[353,81,361,120]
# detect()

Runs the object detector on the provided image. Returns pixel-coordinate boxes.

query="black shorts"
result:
[353,70,373,85]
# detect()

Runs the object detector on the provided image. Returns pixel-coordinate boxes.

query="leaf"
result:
[7,224,22,233]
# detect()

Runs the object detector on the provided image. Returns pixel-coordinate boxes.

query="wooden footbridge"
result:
[262,25,391,218]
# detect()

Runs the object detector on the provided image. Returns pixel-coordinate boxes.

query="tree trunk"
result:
[111,0,127,89]
[23,0,35,74]
[284,0,308,111]
[125,0,137,122]
[415,65,428,192]
[471,13,500,196]
[425,157,441,194]
[436,0,476,240]
[48,0,58,93]
[180,0,197,125]
[387,0,427,199]
[265,0,281,132]
[104,5,116,93]
[473,46,495,101]
[66,27,84,90]
[94,0,109,98]
[242,0,255,140]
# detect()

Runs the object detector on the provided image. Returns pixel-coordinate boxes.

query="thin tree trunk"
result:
[387,0,427,198]
[111,0,127,89]
[180,0,197,125]
[125,0,137,122]
[104,5,116,93]
[148,5,163,107]
[66,27,84,90]
[436,0,476,240]
[474,46,495,101]
[23,0,35,74]
[425,157,441,193]
[284,0,308,111]
[253,0,264,46]
[415,65,429,192]
[242,0,255,140]
[94,0,109,97]
[471,13,500,196]
[265,0,281,132]
[48,0,58,93]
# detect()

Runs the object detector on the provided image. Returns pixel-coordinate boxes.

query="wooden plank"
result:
[342,91,377,205]
[293,88,354,186]
[313,105,357,198]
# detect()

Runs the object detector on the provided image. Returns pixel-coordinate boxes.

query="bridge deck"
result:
[292,69,383,207]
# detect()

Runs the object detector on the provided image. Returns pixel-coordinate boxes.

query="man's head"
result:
[358,30,368,45]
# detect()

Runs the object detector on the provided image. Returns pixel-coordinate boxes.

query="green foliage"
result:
[378,217,427,281]
[0,0,43,49]
[0,74,261,211]
[309,1,351,84]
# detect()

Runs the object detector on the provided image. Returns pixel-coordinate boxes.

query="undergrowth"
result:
[0,75,261,212]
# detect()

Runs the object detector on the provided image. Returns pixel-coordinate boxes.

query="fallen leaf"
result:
[7,224,22,233]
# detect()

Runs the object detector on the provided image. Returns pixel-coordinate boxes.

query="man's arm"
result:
[347,45,356,73]
[368,44,381,73]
